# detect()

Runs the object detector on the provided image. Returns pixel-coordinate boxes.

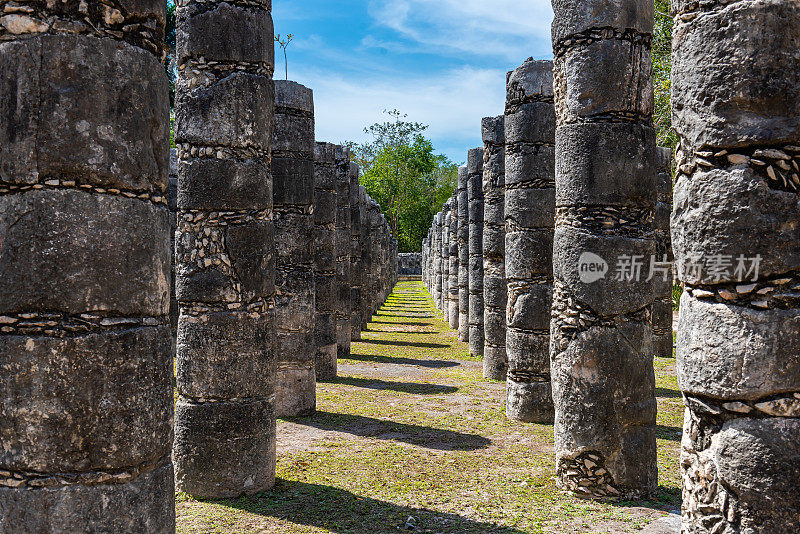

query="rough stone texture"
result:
[399,253,422,275]
[273,80,316,417]
[313,142,338,381]
[335,147,352,364]
[551,0,658,500]
[653,147,673,359]
[468,148,485,357]
[349,163,364,341]
[504,59,556,425]
[448,195,460,329]
[0,4,174,529]
[434,211,444,310]
[169,150,179,345]
[672,2,800,529]
[359,185,371,330]
[457,165,470,342]
[441,198,452,322]
[482,116,508,380]
[173,0,275,499]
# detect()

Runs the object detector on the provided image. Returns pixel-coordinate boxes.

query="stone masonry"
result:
[313,142,338,381]
[273,80,316,418]
[482,116,508,380]
[653,147,673,359]
[672,0,800,530]
[468,148,485,358]
[551,0,658,500]
[1,1,175,527]
[173,0,276,499]
[449,194,460,329]
[457,165,470,342]
[504,59,556,425]
[349,163,364,341]
[335,147,352,363]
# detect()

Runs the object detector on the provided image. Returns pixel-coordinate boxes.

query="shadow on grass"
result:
[611,484,682,512]
[328,375,458,395]
[287,411,491,452]
[374,312,434,319]
[370,320,432,327]
[215,480,525,534]
[359,338,449,349]
[655,387,682,399]
[342,353,460,368]
[656,424,683,442]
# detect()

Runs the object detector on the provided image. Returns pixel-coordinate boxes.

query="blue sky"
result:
[272,0,555,164]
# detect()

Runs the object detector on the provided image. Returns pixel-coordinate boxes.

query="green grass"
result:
[176,281,682,533]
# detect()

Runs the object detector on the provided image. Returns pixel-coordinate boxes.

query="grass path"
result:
[177,281,682,533]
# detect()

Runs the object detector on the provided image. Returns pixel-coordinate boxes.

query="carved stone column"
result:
[468,148,485,357]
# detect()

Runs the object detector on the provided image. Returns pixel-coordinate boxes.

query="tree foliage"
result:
[346,110,457,253]
[653,0,676,150]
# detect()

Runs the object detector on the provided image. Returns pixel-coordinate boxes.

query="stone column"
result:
[671,1,800,530]
[550,0,658,499]
[457,166,470,341]
[653,147,673,359]
[313,143,338,380]
[359,186,371,329]
[0,3,174,527]
[468,148,485,357]
[504,59,556,425]
[335,148,352,361]
[169,150,180,344]
[369,199,382,316]
[173,0,276,499]
[273,80,316,417]
[434,211,444,310]
[482,116,508,380]
[349,163,364,340]
[442,199,451,320]
[448,195,460,329]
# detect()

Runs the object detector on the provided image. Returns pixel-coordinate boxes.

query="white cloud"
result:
[294,65,507,163]
[367,0,554,61]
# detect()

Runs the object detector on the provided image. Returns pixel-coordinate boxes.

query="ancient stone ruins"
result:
[2,0,798,532]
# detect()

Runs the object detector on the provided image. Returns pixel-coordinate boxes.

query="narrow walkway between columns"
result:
[176,282,683,533]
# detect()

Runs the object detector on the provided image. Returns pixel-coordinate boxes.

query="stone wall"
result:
[468,148,485,357]
[399,253,423,276]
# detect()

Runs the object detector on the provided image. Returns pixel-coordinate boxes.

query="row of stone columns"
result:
[1,2,399,522]
[427,1,800,526]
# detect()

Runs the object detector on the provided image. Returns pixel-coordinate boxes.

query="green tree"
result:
[346,110,457,253]
[653,0,676,150]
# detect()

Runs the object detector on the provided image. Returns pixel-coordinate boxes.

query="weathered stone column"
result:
[313,143,338,380]
[359,186,372,329]
[273,80,316,417]
[0,3,175,527]
[434,210,444,309]
[457,166,470,341]
[550,0,658,499]
[442,198,451,320]
[653,147,673,359]
[671,1,800,530]
[335,148,352,361]
[349,163,364,340]
[169,150,180,345]
[173,0,276,499]
[482,116,508,380]
[504,59,556,425]
[448,195,460,329]
[468,148,485,357]
[370,199,383,316]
